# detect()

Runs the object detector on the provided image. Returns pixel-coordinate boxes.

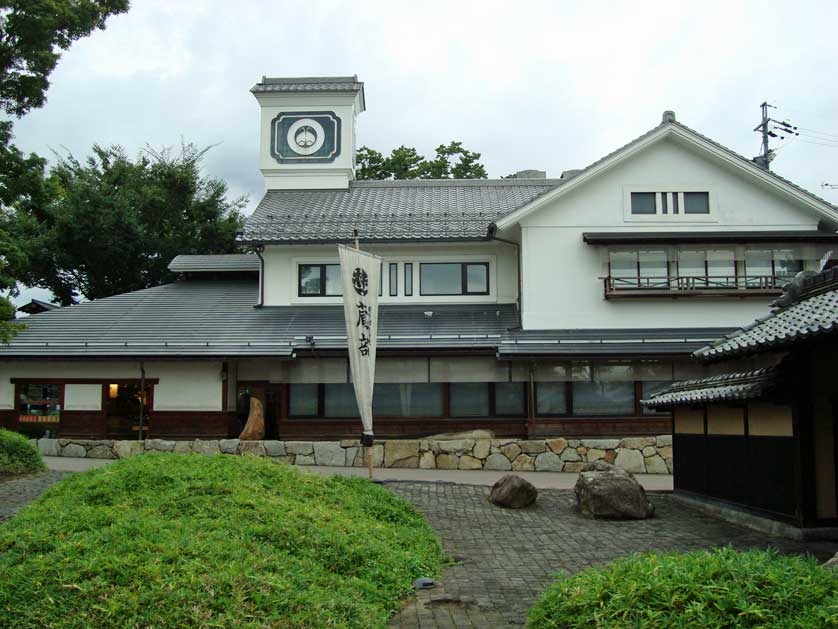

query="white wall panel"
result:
[64,384,103,411]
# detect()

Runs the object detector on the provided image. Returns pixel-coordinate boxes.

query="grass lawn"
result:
[0,428,46,476]
[0,453,444,628]
[528,546,838,628]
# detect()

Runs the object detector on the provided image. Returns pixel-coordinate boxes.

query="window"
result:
[18,383,62,435]
[608,250,668,289]
[373,383,444,417]
[641,381,672,415]
[288,383,318,417]
[404,263,413,296]
[420,263,489,296]
[630,192,657,214]
[706,250,736,287]
[389,263,398,296]
[572,381,635,415]
[678,250,708,288]
[494,383,526,416]
[450,383,490,417]
[684,192,710,214]
[774,250,803,286]
[323,384,359,418]
[535,382,567,416]
[299,264,341,297]
[744,250,773,288]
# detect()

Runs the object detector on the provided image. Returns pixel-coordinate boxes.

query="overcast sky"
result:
[9,0,838,306]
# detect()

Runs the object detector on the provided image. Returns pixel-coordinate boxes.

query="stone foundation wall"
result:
[35,435,673,474]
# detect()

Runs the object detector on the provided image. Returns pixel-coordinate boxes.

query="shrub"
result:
[0,428,46,475]
[0,453,444,628]
[528,547,838,628]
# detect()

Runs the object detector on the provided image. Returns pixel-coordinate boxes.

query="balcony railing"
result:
[602,274,788,298]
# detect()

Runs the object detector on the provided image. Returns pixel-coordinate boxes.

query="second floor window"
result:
[630,191,710,216]
[420,262,489,296]
[299,264,341,297]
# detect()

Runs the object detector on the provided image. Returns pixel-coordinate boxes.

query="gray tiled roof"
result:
[498,327,734,357]
[240,179,560,243]
[696,268,838,361]
[0,280,517,358]
[168,254,260,273]
[642,366,778,409]
[251,76,363,94]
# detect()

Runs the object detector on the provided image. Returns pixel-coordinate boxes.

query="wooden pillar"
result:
[526,362,536,438]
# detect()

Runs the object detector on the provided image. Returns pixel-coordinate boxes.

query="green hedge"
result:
[529,547,838,628]
[0,453,444,628]
[0,428,46,475]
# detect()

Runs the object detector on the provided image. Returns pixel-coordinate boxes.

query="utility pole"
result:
[753,102,775,170]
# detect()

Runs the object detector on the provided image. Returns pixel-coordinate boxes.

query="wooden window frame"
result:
[297,263,341,297]
[419,262,490,296]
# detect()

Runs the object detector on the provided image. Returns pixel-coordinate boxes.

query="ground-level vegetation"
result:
[0,454,443,628]
[0,428,45,475]
[528,546,838,628]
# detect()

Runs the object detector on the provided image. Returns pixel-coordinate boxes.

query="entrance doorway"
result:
[105,382,152,438]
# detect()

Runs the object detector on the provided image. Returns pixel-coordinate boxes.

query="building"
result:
[2,75,837,458]
[645,268,838,533]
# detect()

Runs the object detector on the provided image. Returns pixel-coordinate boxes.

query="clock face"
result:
[271,111,341,164]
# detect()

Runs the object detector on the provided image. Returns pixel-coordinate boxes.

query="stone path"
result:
[0,471,70,522]
[385,482,838,628]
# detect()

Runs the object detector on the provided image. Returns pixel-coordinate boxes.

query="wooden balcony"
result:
[602,274,786,299]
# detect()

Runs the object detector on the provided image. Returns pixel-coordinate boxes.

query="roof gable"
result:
[494,117,838,230]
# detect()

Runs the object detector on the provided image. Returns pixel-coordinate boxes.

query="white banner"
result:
[338,244,382,439]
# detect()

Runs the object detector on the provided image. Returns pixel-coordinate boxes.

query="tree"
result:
[14,143,246,305]
[354,141,488,180]
[0,0,129,339]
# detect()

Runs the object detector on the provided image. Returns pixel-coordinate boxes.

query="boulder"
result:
[535,451,564,472]
[313,442,345,466]
[500,442,522,461]
[546,437,568,454]
[644,454,669,474]
[472,440,491,460]
[614,448,645,474]
[511,453,535,471]
[488,474,538,509]
[560,448,581,462]
[574,460,654,519]
[484,453,512,471]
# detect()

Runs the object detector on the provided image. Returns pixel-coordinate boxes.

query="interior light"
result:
[108,384,119,399]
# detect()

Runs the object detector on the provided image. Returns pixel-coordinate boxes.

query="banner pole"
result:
[353,229,374,481]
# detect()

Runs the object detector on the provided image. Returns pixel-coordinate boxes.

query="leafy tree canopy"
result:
[12,143,246,305]
[355,141,488,180]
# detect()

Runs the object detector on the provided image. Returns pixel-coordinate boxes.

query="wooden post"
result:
[354,228,374,481]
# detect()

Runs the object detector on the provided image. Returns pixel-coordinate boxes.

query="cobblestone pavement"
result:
[0,471,70,522]
[385,482,838,628]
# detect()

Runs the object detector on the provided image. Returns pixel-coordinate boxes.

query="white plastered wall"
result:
[0,361,223,412]
[261,241,519,306]
[518,136,824,330]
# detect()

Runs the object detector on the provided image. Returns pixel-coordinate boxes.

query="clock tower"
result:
[251,76,365,190]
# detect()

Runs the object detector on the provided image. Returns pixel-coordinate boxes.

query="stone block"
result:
[614,448,645,474]
[285,441,314,456]
[61,443,86,458]
[581,438,620,450]
[604,450,617,464]
[520,440,547,455]
[173,441,192,454]
[459,455,483,470]
[575,461,654,519]
[340,439,359,448]
[472,440,491,460]
[193,439,221,455]
[263,441,286,457]
[546,438,567,454]
[113,440,144,459]
[619,437,655,449]
[272,455,295,465]
[296,454,315,465]
[87,444,116,459]
[384,440,420,467]
[354,445,383,467]
[314,442,345,466]
[560,448,581,462]
[563,462,585,473]
[146,439,175,452]
[219,439,240,454]
[38,438,60,457]
[436,453,459,469]
[500,443,522,461]
[656,434,673,447]
[665,457,674,473]
[419,450,436,469]
[641,446,657,457]
[587,448,606,462]
[238,441,266,457]
[345,446,359,466]
[511,453,535,471]
[484,453,512,471]
[568,439,580,448]
[491,438,517,448]
[435,439,475,455]
[535,451,563,472]
[658,445,673,459]
[644,454,669,474]
[427,429,493,441]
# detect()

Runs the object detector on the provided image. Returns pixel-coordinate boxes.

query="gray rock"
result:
[61,443,86,458]
[37,438,60,457]
[619,437,655,449]
[87,444,116,459]
[458,455,483,470]
[192,439,221,455]
[511,453,535,471]
[574,460,654,519]
[823,552,838,569]
[581,438,620,450]
[500,443,522,461]
[435,453,459,469]
[586,448,606,462]
[296,453,315,465]
[219,439,240,454]
[488,474,538,509]
[384,440,420,467]
[146,439,175,452]
[472,440,491,460]
[644,454,669,474]
[656,434,673,447]
[113,440,144,459]
[614,448,645,474]
[426,429,494,441]
[313,442,345,466]
[285,441,314,456]
[520,440,547,455]
[560,448,581,462]
[345,446,359,466]
[535,451,564,472]
[419,450,436,469]
[484,453,512,471]
[435,439,475,455]
[173,441,193,454]
[263,441,286,457]
[238,441,266,457]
